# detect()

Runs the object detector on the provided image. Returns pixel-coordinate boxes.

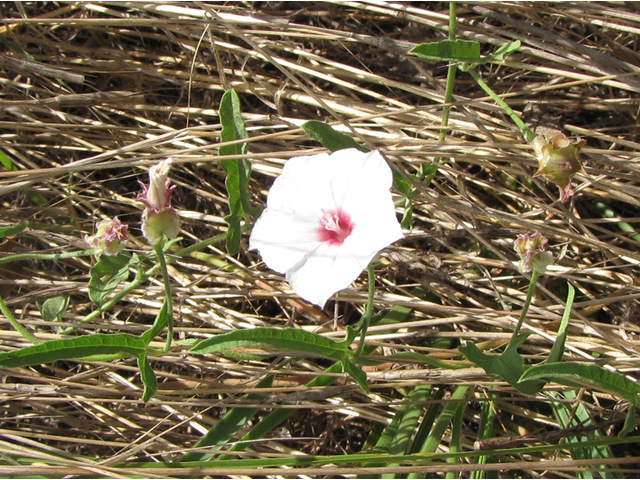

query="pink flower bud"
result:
[514,232,554,274]
[532,130,585,203]
[139,159,180,244]
[86,217,129,256]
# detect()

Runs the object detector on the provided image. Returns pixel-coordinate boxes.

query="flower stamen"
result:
[319,209,353,245]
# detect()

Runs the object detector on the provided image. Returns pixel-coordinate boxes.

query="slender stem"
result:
[0,293,41,344]
[154,237,174,352]
[509,269,539,345]
[0,248,95,266]
[425,2,458,182]
[466,68,536,142]
[355,263,376,358]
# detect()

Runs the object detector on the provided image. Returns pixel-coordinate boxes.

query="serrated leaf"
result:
[0,333,146,368]
[137,353,158,402]
[88,253,131,307]
[520,362,640,405]
[219,89,257,255]
[190,327,348,361]
[409,40,482,62]
[0,221,29,239]
[301,120,368,153]
[37,295,69,322]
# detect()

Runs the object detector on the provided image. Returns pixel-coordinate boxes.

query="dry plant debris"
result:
[1,2,640,477]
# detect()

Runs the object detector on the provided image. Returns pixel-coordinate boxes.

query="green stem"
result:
[466,68,536,142]
[509,269,539,344]
[355,263,376,358]
[0,249,96,266]
[0,293,41,344]
[153,237,174,352]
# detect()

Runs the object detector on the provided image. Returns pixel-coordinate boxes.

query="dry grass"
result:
[1,1,640,477]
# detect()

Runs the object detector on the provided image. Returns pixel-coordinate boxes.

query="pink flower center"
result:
[318,209,354,245]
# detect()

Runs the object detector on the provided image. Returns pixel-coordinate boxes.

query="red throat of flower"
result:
[318,209,354,245]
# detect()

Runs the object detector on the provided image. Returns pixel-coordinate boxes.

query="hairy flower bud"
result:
[532,129,585,202]
[86,217,129,256]
[138,159,180,244]
[514,232,554,274]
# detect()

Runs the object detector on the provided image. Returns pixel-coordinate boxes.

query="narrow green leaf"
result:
[190,327,348,361]
[0,221,29,239]
[88,253,131,307]
[181,375,274,462]
[141,297,171,345]
[219,89,256,255]
[547,283,574,364]
[409,40,481,62]
[0,333,146,368]
[138,353,158,402]
[520,362,640,406]
[301,120,369,153]
[0,150,18,171]
[341,356,369,393]
[37,295,69,322]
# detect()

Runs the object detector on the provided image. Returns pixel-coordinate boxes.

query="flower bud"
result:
[514,232,554,274]
[138,159,180,244]
[141,207,180,244]
[532,129,585,202]
[86,217,129,256]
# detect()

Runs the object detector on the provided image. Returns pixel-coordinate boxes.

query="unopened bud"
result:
[138,159,181,244]
[532,129,585,202]
[514,232,554,274]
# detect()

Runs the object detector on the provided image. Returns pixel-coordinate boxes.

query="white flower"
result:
[249,148,403,307]
[138,158,180,244]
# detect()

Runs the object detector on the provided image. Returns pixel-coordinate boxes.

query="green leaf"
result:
[88,253,131,307]
[219,89,257,255]
[190,327,348,361]
[485,40,521,62]
[341,355,369,393]
[301,120,369,153]
[37,295,69,322]
[141,297,171,345]
[409,40,481,62]
[459,334,543,395]
[547,283,574,364]
[181,375,274,462]
[0,221,29,239]
[0,150,18,171]
[137,353,158,402]
[520,362,640,406]
[0,333,146,368]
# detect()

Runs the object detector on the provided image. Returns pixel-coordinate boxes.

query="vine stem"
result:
[466,67,536,143]
[0,294,41,344]
[509,269,539,347]
[154,237,174,352]
[355,262,376,358]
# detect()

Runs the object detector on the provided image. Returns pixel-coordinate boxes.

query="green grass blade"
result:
[181,375,274,462]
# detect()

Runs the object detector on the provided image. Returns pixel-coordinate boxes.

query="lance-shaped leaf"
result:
[301,120,369,153]
[190,327,348,361]
[219,88,257,255]
[0,221,28,239]
[0,333,147,368]
[409,40,481,62]
[137,352,158,402]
